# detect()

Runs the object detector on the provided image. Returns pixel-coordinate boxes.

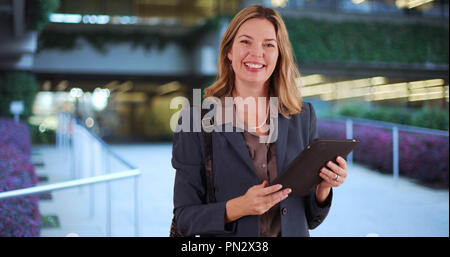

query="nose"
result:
[249,43,264,58]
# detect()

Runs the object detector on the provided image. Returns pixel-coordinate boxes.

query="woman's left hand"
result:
[315,156,347,204]
[319,156,348,188]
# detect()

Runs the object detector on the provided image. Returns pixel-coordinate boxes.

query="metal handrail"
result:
[320,116,449,137]
[1,112,142,236]
[72,117,137,170]
[0,169,140,200]
[320,116,449,186]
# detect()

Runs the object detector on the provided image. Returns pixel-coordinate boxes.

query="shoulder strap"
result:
[170,108,215,237]
[201,108,216,203]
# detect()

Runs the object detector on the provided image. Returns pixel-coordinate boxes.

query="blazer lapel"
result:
[213,109,290,181]
[217,114,289,180]
[275,114,289,176]
[218,114,289,180]
[207,104,257,178]
[220,130,256,176]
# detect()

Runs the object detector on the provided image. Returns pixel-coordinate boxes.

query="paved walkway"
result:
[36,143,449,237]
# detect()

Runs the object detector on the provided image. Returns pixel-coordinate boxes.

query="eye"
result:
[264,43,276,48]
[240,40,249,44]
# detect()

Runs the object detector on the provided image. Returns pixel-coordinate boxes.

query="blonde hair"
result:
[203,5,302,118]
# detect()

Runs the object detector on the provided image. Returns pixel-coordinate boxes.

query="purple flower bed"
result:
[0,118,32,158]
[398,131,449,185]
[352,124,393,174]
[318,119,449,188]
[0,118,40,236]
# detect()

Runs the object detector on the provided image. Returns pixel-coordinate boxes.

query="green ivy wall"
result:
[38,15,449,65]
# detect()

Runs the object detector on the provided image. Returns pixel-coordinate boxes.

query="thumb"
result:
[258,180,268,188]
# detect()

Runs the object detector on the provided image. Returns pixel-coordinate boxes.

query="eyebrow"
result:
[238,34,276,42]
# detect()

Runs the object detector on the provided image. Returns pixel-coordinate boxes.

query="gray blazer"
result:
[172,102,332,237]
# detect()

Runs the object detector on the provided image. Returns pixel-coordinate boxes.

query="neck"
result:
[231,79,271,135]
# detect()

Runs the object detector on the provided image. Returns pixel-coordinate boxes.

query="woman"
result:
[172,5,348,237]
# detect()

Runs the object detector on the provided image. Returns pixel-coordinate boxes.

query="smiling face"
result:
[227,18,279,89]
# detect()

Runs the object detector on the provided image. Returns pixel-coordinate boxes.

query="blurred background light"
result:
[92,88,110,111]
[85,117,95,128]
[49,13,82,23]
[271,0,289,8]
[69,88,83,98]
[396,0,435,9]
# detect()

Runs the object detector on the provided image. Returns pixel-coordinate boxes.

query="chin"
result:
[242,76,268,85]
[244,80,266,86]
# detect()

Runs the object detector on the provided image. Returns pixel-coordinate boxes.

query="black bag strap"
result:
[170,108,215,237]
[201,108,216,203]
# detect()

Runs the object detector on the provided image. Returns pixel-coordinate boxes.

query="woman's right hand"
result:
[225,180,291,223]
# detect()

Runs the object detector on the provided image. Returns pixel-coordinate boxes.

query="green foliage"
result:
[38,15,449,64]
[26,0,60,32]
[283,18,448,64]
[336,103,449,130]
[0,72,39,119]
[40,215,59,228]
[411,107,450,131]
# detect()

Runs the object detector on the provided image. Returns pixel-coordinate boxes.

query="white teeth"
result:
[245,63,263,69]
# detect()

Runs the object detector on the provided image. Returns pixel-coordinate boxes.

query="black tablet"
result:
[271,138,360,197]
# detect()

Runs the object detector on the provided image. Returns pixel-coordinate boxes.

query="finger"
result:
[319,168,340,187]
[336,156,348,171]
[319,172,339,187]
[267,188,291,206]
[320,167,334,180]
[255,180,268,189]
[260,183,283,196]
[320,167,335,179]
[281,187,291,196]
[326,161,346,178]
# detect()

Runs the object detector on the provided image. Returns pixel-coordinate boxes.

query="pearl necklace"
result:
[247,103,270,130]
[234,98,270,131]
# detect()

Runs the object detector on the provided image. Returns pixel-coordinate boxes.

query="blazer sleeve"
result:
[172,107,235,236]
[303,102,333,230]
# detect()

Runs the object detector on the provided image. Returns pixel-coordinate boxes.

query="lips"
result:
[243,61,265,71]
